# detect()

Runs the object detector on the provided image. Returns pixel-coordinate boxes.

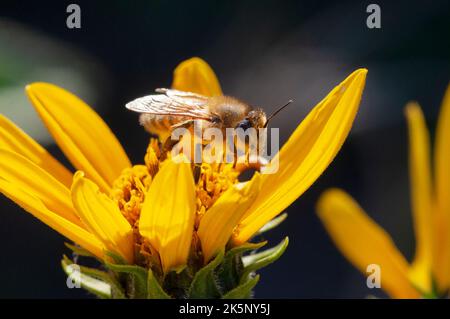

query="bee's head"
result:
[236,109,267,130]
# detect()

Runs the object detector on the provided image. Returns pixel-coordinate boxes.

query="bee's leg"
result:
[160,137,180,160]
[230,135,240,169]
[170,119,196,133]
[192,163,202,184]
[231,136,255,170]
[232,147,239,169]
[162,120,197,160]
[234,156,268,173]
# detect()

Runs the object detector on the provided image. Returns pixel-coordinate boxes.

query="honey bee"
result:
[125,88,292,144]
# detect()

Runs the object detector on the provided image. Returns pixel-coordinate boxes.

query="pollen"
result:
[110,140,161,227]
[110,140,240,267]
[110,164,152,228]
[145,138,161,177]
[195,163,239,226]
[108,140,165,268]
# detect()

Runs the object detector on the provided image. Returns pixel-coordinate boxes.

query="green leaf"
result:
[217,241,266,292]
[106,262,148,298]
[240,237,289,284]
[147,268,171,299]
[61,255,125,299]
[256,213,288,234]
[222,275,260,299]
[188,250,224,298]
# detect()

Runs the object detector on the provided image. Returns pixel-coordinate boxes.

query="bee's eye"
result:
[211,116,221,124]
[236,119,251,130]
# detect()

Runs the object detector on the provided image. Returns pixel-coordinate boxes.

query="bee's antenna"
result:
[263,99,294,128]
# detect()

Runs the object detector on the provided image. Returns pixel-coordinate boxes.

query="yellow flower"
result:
[316,85,450,299]
[0,57,366,276]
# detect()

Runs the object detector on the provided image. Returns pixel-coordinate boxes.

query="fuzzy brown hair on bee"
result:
[126,88,293,153]
[126,88,269,142]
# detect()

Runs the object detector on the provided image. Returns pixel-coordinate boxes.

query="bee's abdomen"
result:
[139,114,188,140]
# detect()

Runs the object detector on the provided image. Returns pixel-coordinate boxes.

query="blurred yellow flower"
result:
[0,57,366,279]
[317,85,450,298]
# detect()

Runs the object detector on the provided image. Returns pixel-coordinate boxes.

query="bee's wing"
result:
[126,88,214,120]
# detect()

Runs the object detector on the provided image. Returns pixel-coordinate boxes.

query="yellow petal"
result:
[172,57,223,97]
[198,175,260,263]
[317,189,420,299]
[71,171,134,263]
[0,115,72,187]
[0,149,82,227]
[234,69,367,244]
[434,84,450,290]
[404,103,433,293]
[26,83,131,192]
[139,156,196,273]
[0,178,103,258]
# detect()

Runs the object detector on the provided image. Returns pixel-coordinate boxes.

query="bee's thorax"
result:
[208,95,253,128]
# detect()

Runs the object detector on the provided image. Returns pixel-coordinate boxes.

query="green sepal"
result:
[61,238,287,299]
[64,242,96,258]
[411,274,440,299]
[147,268,171,299]
[105,262,148,299]
[188,250,224,298]
[415,286,438,299]
[256,213,288,235]
[240,237,289,284]
[226,241,267,257]
[171,264,188,274]
[61,255,125,299]
[104,250,128,265]
[222,275,260,299]
[217,241,266,292]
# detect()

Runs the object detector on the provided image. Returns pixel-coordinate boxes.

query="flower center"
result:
[111,141,161,225]
[110,140,161,226]
[110,164,152,228]
[195,163,239,227]
[109,140,240,268]
[109,140,161,267]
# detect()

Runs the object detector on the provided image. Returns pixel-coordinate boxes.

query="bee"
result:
[125,88,292,144]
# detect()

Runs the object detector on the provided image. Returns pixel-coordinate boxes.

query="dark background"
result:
[0,0,449,298]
